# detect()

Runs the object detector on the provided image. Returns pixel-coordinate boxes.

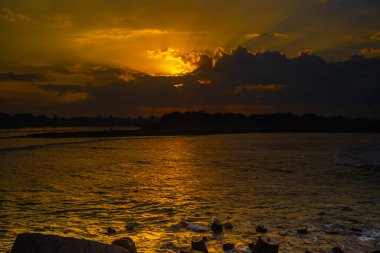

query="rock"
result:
[350,227,363,233]
[256,225,267,233]
[211,220,223,234]
[125,223,136,232]
[331,247,344,253]
[223,222,233,230]
[187,223,209,232]
[297,228,308,234]
[222,243,235,251]
[249,236,279,253]
[191,239,209,253]
[10,233,130,253]
[107,227,117,234]
[112,237,137,253]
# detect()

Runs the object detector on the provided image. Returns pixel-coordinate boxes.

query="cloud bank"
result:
[0,47,379,117]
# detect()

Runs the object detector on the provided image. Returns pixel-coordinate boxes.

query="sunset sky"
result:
[1,0,379,116]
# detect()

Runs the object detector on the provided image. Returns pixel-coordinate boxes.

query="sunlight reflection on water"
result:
[0,133,379,252]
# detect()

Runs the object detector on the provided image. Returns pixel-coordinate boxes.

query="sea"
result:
[0,131,379,252]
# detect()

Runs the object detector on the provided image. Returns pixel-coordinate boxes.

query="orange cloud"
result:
[369,32,380,40]
[73,28,170,43]
[173,83,184,88]
[146,48,202,75]
[243,33,288,39]
[361,48,380,57]
[0,8,30,22]
[197,80,212,85]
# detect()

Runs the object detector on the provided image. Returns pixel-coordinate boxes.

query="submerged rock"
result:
[249,236,279,253]
[331,247,344,253]
[297,228,308,235]
[107,227,117,234]
[350,227,363,233]
[125,223,136,232]
[222,243,235,251]
[223,222,233,230]
[256,225,267,233]
[10,233,130,253]
[211,220,223,234]
[112,237,137,253]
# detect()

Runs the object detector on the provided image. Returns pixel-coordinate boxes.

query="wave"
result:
[333,144,380,168]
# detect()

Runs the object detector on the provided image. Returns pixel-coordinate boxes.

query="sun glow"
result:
[146,48,201,75]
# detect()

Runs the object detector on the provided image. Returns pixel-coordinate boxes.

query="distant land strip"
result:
[1,111,379,137]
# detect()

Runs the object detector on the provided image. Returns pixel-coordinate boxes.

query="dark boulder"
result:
[211,220,223,234]
[297,228,308,234]
[222,243,234,251]
[112,237,137,253]
[256,225,267,233]
[10,233,130,253]
[249,236,279,253]
[125,224,135,232]
[350,227,362,233]
[191,239,209,253]
[223,222,233,230]
[332,247,344,253]
[107,227,117,234]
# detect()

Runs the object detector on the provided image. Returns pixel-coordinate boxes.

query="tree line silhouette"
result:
[1,111,379,133]
[0,112,158,129]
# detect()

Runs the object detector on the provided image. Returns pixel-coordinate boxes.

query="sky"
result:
[0,0,379,117]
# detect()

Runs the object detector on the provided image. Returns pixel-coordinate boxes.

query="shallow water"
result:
[0,133,379,252]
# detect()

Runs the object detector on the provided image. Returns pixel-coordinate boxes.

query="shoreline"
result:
[14,128,380,139]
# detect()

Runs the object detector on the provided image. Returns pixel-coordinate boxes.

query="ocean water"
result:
[0,133,379,252]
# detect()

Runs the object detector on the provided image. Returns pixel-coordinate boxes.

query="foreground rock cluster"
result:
[10,233,131,253]
[9,220,380,253]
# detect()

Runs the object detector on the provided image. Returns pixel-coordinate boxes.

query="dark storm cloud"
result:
[79,46,380,116]
[0,72,43,82]
[39,84,85,93]
[1,47,379,117]
[193,47,380,113]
